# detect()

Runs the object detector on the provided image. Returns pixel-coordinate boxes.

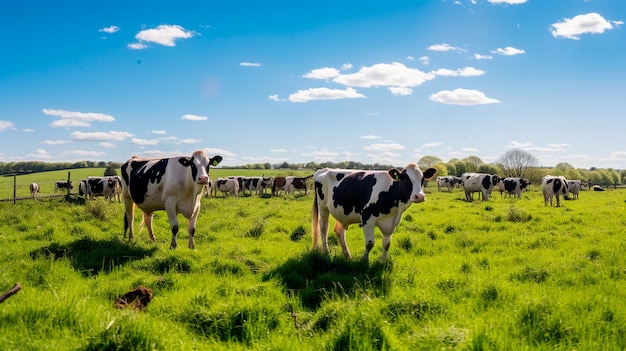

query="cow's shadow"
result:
[31,237,158,276]
[262,250,391,310]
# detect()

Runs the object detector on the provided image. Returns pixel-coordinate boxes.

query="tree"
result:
[104,165,117,176]
[418,155,443,169]
[496,149,538,178]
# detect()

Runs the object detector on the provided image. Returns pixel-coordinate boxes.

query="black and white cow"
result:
[436,176,461,192]
[29,183,40,197]
[285,175,313,195]
[272,176,287,195]
[541,175,569,207]
[566,180,582,199]
[496,177,531,198]
[242,177,273,195]
[54,181,73,194]
[84,176,121,201]
[121,151,222,249]
[211,177,240,198]
[461,173,499,201]
[312,163,436,262]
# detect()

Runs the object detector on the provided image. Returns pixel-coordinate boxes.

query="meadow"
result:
[1,168,625,350]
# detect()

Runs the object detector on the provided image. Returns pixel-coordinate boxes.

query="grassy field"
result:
[1,169,625,350]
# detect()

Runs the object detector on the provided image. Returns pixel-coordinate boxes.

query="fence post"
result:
[66,171,72,197]
[13,174,16,205]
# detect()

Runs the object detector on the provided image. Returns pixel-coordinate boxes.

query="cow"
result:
[105,176,122,202]
[121,150,223,249]
[79,179,89,198]
[461,173,499,201]
[242,177,273,195]
[436,176,461,192]
[566,180,582,199]
[312,163,436,262]
[285,175,313,195]
[29,183,40,197]
[54,181,73,194]
[541,175,569,207]
[496,178,531,199]
[272,176,287,195]
[211,177,240,198]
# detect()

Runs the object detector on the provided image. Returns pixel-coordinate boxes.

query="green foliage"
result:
[1,183,626,350]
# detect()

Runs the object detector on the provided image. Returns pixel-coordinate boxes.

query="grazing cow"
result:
[121,150,222,249]
[436,176,461,192]
[496,178,531,198]
[461,173,499,201]
[592,185,604,191]
[285,175,313,195]
[105,176,123,202]
[312,163,436,262]
[541,175,569,207]
[54,181,73,194]
[272,176,287,195]
[29,183,40,197]
[566,180,582,199]
[242,177,273,195]
[212,177,240,198]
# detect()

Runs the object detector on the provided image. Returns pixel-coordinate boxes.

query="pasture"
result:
[1,169,625,350]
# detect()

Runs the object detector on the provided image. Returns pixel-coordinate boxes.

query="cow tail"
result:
[312,194,320,250]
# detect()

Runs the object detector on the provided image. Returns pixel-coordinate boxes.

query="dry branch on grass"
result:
[0,283,21,304]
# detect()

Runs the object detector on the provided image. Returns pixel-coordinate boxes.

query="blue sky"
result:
[1,0,624,169]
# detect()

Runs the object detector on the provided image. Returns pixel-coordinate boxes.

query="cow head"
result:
[179,151,223,185]
[389,163,437,203]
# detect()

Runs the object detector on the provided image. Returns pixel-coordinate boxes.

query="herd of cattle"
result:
[23,150,600,262]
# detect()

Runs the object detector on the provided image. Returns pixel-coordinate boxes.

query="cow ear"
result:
[210,156,223,167]
[179,157,193,167]
[388,169,401,180]
[423,168,437,180]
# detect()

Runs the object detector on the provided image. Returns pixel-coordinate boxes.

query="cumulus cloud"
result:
[429,88,500,105]
[550,13,621,40]
[61,150,106,157]
[491,47,525,56]
[99,25,120,34]
[240,62,261,67]
[131,138,160,146]
[474,53,493,60]
[419,56,430,65]
[388,87,413,96]
[423,142,444,148]
[364,143,406,151]
[181,114,207,121]
[152,130,166,134]
[432,67,485,77]
[360,135,382,140]
[70,131,133,142]
[43,108,115,128]
[506,140,567,152]
[27,149,53,159]
[0,120,15,131]
[288,87,366,103]
[42,140,69,145]
[130,24,195,49]
[99,142,116,148]
[303,67,341,80]
[428,43,464,52]
[333,62,435,88]
[128,43,148,50]
[268,94,282,102]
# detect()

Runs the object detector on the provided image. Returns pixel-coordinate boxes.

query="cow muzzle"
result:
[411,193,426,203]
[197,175,209,185]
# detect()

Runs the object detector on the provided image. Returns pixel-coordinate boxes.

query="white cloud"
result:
[301,149,357,162]
[70,131,133,142]
[429,88,500,105]
[0,121,15,131]
[506,140,567,152]
[131,138,160,146]
[389,87,413,96]
[288,87,366,103]
[428,43,465,52]
[240,62,261,67]
[43,108,115,128]
[178,138,201,144]
[340,63,353,70]
[303,67,341,80]
[333,62,435,88]
[488,0,527,4]
[99,142,116,148]
[270,149,288,153]
[61,150,106,157]
[99,25,120,34]
[432,67,485,77]
[268,94,282,102]
[42,140,69,145]
[360,135,382,140]
[27,149,52,159]
[181,114,207,121]
[128,42,148,50]
[23,128,34,132]
[550,13,620,40]
[491,47,525,56]
[419,56,430,65]
[474,53,493,60]
[152,130,166,134]
[134,24,194,47]
[423,142,444,148]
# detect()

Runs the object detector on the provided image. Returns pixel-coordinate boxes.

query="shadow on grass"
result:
[30,237,158,276]
[262,250,392,310]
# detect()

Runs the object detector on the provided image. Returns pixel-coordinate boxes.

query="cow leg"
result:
[143,212,157,242]
[123,199,136,240]
[381,234,392,262]
[316,208,331,253]
[333,221,352,258]
[186,203,202,249]
[362,225,376,262]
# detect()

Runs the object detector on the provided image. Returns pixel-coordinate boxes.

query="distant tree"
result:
[431,162,448,177]
[478,164,501,175]
[264,163,272,170]
[418,155,443,169]
[454,161,467,176]
[104,165,117,176]
[444,162,457,176]
[279,162,289,169]
[496,149,538,178]
[463,156,483,169]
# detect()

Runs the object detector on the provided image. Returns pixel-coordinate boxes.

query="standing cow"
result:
[285,175,313,195]
[566,180,582,200]
[121,151,222,249]
[496,178,531,198]
[436,176,461,192]
[541,175,569,207]
[461,173,499,201]
[29,183,40,197]
[211,177,240,198]
[312,163,436,262]
[54,181,73,194]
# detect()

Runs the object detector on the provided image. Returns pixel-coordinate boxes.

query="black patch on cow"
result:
[315,181,324,201]
[336,173,345,182]
[129,158,169,204]
[481,175,492,189]
[178,157,198,182]
[87,178,105,194]
[503,179,516,193]
[551,178,563,194]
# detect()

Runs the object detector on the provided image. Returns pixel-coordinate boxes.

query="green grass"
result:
[1,173,625,350]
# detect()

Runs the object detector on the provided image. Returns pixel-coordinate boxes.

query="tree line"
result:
[0,161,123,176]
